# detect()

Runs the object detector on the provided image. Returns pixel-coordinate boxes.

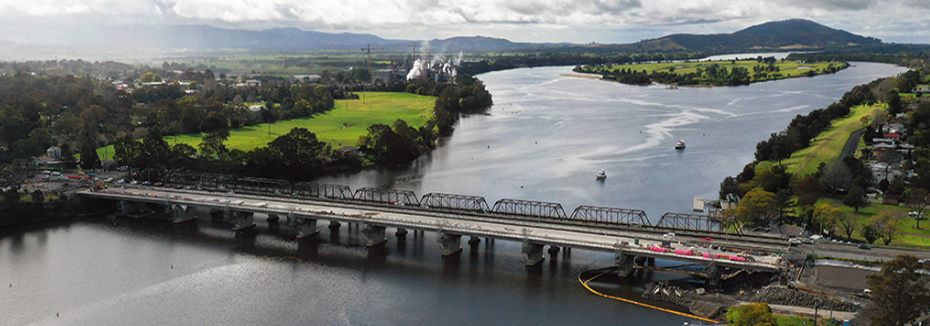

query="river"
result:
[0,62,907,325]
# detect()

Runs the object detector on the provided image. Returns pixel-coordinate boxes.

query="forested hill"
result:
[634,19,882,53]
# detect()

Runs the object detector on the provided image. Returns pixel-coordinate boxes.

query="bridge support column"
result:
[172,205,199,224]
[118,200,145,216]
[360,224,387,247]
[395,228,408,236]
[437,232,462,256]
[706,263,721,287]
[267,214,280,222]
[288,216,318,239]
[328,220,342,229]
[521,241,545,266]
[615,252,635,277]
[547,245,560,254]
[226,211,255,231]
[467,236,481,245]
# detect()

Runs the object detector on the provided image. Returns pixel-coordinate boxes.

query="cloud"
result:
[0,0,926,43]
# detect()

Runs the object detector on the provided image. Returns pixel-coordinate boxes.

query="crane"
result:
[360,44,387,83]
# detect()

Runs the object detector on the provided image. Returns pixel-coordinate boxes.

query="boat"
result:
[596,170,607,180]
[675,140,686,150]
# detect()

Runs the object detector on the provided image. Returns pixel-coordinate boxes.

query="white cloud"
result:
[0,0,926,43]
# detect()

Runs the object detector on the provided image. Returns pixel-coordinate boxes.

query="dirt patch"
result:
[560,74,602,80]
[810,266,873,293]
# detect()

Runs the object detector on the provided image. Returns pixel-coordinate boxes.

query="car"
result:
[130,180,138,185]
[858,244,871,250]
[103,178,114,183]
[909,211,924,219]
[788,238,802,246]
[700,237,714,242]
[117,179,126,184]
[142,181,151,186]
[153,182,162,187]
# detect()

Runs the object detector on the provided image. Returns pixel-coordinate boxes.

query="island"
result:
[573,56,849,86]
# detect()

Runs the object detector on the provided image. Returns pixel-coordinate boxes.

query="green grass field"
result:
[726,305,837,326]
[95,92,435,160]
[813,198,930,247]
[756,104,883,177]
[599,60,845,83]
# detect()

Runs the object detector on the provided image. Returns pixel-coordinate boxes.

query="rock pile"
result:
[750,286,858,312]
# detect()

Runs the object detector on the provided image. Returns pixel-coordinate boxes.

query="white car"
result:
[788,238,802,246]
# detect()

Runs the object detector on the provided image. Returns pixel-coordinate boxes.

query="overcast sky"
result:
[0,0,927,44]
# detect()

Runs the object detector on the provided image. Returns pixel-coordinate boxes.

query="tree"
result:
[836,212,858,240]
[861,224,879,244]
[719,176,740,201]
[905,188,929,230]
[31,189,44,204]
[794,175,826,207]
[843,186,867,213]
[729,302,777,326]
[866,255,930,326]
[870,210,903,245]
[199,130,229,159]
[814,203,841,236]
[820,160,853,197]
[734,188,779,228]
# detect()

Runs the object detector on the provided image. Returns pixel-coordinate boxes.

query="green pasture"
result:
[95,92,435,160]
[600,59,846,82]
[756,104,883,177]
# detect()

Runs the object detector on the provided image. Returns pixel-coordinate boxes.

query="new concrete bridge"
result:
[78,187,785,284]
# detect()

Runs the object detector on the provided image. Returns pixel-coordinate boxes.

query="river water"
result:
[0,62,907,326]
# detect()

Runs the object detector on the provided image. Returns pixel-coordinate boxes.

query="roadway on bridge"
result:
[80,187,784,272]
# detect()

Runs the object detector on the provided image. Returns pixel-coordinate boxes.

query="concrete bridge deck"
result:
[78,187,785,275]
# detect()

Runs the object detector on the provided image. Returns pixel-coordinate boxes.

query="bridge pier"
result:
[118,200,145,216]
[288,216,318,239]
[437,232,462,256]
[547,245,560,254]
[706,263,721,287]
[171,204,199,224]
[521,240,545,266]
[226,211,255,230]
[328,220,342,229]
[267,214,280,222]
[360,224,387,247]
[395,228,408,237]
[615,252,635,277]
[467,236,481,245]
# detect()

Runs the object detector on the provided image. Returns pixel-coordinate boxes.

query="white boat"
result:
[596,170,607,180]
[675,140,686,150]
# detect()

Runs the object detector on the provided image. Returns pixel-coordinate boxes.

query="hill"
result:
[644,19,881,52]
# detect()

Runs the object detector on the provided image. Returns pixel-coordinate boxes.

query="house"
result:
[334,146,359,157]
[46,146,61,159]
[871,162,904,184]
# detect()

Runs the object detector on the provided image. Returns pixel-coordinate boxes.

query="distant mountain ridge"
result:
[0,19,890,57]
[639,19,882,52]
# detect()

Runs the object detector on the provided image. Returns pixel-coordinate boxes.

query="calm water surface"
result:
[0,62,907,325]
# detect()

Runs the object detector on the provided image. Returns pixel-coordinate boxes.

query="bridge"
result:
[78,184,786,285]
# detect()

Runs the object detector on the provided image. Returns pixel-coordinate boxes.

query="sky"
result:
[0,0,927,44]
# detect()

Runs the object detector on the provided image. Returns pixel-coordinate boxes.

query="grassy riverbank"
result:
[584,59,847,86]
[95,92,435,159]
[755,103,883,177]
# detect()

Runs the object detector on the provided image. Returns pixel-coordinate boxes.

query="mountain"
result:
[638,19,882,52]
[6,24,537,53]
